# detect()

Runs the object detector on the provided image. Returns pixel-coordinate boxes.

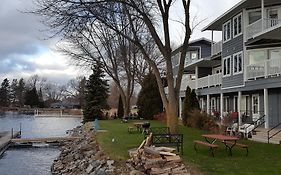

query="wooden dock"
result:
[0,131,21,156]
[11,136,81,144]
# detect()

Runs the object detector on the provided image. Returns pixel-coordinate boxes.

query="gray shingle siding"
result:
[221,18,244,88]
[195,43,211,58]
[222,73,244,88]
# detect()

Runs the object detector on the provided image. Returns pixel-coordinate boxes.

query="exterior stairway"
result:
[249,127,281,144]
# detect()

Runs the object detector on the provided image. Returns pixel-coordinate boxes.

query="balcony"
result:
[246,58,281,80]
[211,41,222,56]
[246,18,281,40]
[180,73,222,91]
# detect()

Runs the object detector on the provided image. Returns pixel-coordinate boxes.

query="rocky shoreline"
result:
[52,125,194,175]
[51,125,129,175]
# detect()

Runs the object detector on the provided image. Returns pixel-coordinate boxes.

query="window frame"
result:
[223,20,231,43]
[233,51,243,75]
[223,56,231,77]
[233,13,243,38]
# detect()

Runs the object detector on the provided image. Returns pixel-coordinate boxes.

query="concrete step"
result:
[249,136,281,144]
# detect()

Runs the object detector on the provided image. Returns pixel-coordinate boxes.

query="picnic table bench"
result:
[194,140,218,157]
[222,141,248,156]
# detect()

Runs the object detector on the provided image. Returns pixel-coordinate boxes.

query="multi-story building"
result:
[175,0,281,133]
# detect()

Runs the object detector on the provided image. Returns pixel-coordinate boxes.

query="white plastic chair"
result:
[239,123,254,138]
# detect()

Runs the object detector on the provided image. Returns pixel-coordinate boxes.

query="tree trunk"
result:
[166,102,179,134]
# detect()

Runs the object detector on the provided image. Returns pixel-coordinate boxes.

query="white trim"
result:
[233,12,243,38]
[223,56,231,77]
[223,20,232,43]
[233,51,243,75]
[221,84,244,90]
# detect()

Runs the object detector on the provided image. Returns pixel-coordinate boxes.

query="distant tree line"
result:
[0,75,86,108]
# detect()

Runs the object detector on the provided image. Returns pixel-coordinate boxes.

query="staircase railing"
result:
[267,122,281,143]
[245,115,265,134]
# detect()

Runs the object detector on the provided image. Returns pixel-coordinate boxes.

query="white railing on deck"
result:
[211,41,222,56]
[246,19,263,39]
[246,58,281,80]
[246,18,281,40]
[180,73,222,91]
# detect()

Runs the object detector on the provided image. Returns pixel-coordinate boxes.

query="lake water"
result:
[0,114,82,175]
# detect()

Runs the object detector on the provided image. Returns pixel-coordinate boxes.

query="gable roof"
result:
[202,0,281,31]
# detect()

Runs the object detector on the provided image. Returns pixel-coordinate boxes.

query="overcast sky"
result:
[0,0,241,85]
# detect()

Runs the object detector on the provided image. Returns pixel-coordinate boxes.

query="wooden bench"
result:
[152,134,183,155]
[194,140,219,157]
[222,141,248,156]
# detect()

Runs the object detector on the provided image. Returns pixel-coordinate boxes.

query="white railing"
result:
[197,73,222,89]
[246,18,281,40]
[180,73,222,91]
[211,41,222,56]
[246,58,281,80]
[246,19,263,39]
[180,75,195,91]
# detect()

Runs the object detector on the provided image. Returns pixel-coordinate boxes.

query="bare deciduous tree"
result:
[32,0,191,133]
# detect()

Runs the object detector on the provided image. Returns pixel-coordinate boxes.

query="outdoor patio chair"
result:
[239,123,254,138]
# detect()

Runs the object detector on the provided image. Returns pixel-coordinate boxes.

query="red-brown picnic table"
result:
[202,134,239,156]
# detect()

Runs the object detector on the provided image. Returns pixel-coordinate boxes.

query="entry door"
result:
[241,95,250,115]
[252,94,260,122]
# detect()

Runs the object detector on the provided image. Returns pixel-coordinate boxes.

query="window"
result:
[248,50,267,64]
[223,20,231,42]
[233,13,242,37]
[267,9,278,27]
[234,96,238,112]
[252,95,259,115]
[191,51,198,60]
[223,56,231,76]
[248,10,261,25]
[233,52,243,74]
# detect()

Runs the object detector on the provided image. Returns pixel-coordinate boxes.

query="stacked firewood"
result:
[127,134,190,175]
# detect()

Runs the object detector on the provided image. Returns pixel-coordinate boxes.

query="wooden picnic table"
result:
[202,134,239,156]
[133,122,144,132]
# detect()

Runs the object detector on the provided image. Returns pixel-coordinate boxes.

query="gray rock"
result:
[130,170,145,175]
[86,164,94,173]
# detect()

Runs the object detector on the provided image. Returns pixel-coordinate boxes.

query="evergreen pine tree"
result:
[10,79,18,106]
[0,78,10,107]
[117,95,124,118]
[24,87,40,107]
[137,73,163,120]
[83,65,109,123]
[17,78,25,107]
[182,86,200,126]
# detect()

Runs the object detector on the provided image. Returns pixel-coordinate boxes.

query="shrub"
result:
[186,109,219,132]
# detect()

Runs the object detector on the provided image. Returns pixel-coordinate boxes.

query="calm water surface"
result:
[0,114,82,175]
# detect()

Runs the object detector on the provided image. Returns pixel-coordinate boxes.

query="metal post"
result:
[261,0,264,31]
[220,93,224,121]
[11,128,13,139]
[264,88,269,128]
[207,95,210,115]
[238,91,242,126]
[20,123,22,136]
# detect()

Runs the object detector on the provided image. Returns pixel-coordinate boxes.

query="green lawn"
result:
[96,119,281,175]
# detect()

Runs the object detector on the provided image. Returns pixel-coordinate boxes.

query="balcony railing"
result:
[246,18,281,40]
[180,73,222,91]
[211,41,222,56]
[246,58,281,80]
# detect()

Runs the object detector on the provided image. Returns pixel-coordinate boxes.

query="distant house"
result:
[50,102,81,109]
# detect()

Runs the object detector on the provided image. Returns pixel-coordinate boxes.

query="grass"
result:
[96,119,281,175]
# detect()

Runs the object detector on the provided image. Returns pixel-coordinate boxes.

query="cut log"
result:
[159,151,177,156]
[137,139,146,151]
[144,146,160,156]
[165,155,181,163]
[155,147,176,153]
[145,133,153,146]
